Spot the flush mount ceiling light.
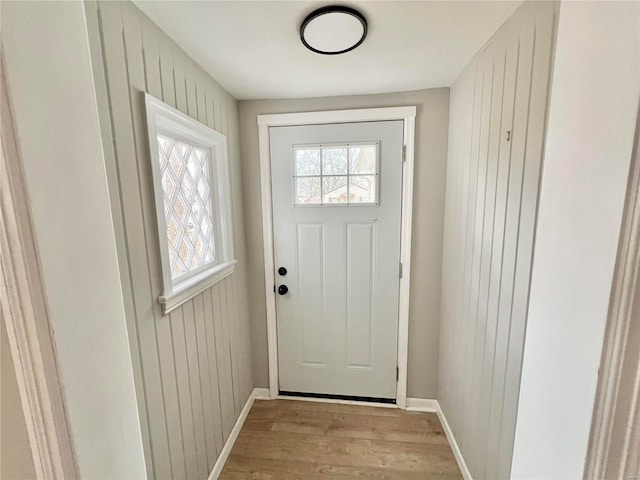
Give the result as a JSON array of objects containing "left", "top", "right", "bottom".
[{"left": 300, "top": 6, "right": 368, "bottom": 55}]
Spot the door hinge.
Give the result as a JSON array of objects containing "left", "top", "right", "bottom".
[
  {"left": 396, "top": 366, "right": 399, "bottom": 381},
  {"left": 399, "top": 262, "right": 403, "bottom": 278},
  {"left": 402, "top": 145, "right": 406, "bottom": 162}
]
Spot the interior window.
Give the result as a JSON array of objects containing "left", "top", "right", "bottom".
[{"left": 145, "top": 94, "right": 236, "bottom": 314}]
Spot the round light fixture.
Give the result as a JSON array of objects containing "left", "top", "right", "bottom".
[{"left": 300, "top": 6, "right": 367, "bottom": 55}]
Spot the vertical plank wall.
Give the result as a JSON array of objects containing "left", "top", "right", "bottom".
[
  {"left": 85, "top": 2, "right": 253, "bottom": 478},
  {"left": 438, "top": 2, "right": 556, "bottom": 479}
]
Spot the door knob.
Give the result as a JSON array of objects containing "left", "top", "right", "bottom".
[
  {"left": 278, "top": 285, "right": 289, "bottom": 295},
  {"left": 278, "top": 267, "right": 287, "bottom": 276}
]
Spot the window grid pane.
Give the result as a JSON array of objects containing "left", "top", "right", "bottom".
[
  {"left": 349, "top": 145, "right": 377, "bottom": 174},
  {"left": 349, "top": 175, "right": 376, "bottom": 204},
  {"left": 158, "top": 134, "right": 216, "bottom": 279},
  {"left": 293, "top": 144, "right": 378, "bottom": 206},
  {"left": 296, "top": 176, "right": 321, "bottom": 204},
  {"left": 322, "top": 176, "right": 348, "bottom": 204},
  {"left": 295, "top": 149, "right": 320, "bottom": 176},
  {"left": 321, "top": 147, "right": 348, "bottom": 175}
]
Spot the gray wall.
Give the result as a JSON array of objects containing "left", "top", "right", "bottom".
[
  {"left": 4, "top": 1, "right": 147, "bottom": 476},
  {"left": 86, "top": 2, "right": 253, "bottom": 478},
  {"left": 239, "top": 89, "right": 449, "bottom": 399},
  {"left": 513, "top": 2, "right": 640, "bottom": 477},
  {"left": 438, "top": 2, "right": 556, "bottom": 479}
]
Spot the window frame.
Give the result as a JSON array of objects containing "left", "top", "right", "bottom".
[{"left": 145, "top": 93, "right": 236, "bottom": 315}]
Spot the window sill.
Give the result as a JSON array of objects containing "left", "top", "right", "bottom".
[{"left": 158, "top": 260, "right": 237, "bottom": 315}]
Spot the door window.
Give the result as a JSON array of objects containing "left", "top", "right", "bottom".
[{"left": 294, "top": 143, "right": 378, "bottom": 206}]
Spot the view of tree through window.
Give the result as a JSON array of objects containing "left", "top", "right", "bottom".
[{"left": 294, "top": 144, "right": 378, "bottom": 205}]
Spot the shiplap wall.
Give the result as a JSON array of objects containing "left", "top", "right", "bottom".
[
  {"left": 438, "top": 2, "right": 556, "bottom": 479},
  {"left": 85, "top": 2, "right": 253, "bottom": 478}
]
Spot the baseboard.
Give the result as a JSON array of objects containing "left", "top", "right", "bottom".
[
  {"left": 208, "top": 387, "right": 262, "bottom": 479},
  {"left": 253, "top": 387, "right": 270, "bottom": 399},
  {"left": 405, "top": 398, "right": 472, "bottom": 479},
  {"left": 406, "top": 397, "right": 438, "bottom": 412},
  {"left": 435, "top": 402, "right": 473, "bottom": 480}
]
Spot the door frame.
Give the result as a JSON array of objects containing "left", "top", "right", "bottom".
[
  {"left": 257, "top": 106, "right": 416, "bottom": 408},
  {"left": 585, "top": 103, "right": 640, "bottom": 479},
  {"left": 1, "top": 57, "right": 78, "bottom": 479}
]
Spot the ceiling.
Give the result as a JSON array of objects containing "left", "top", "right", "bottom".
[{"left": 134, "top": 1, "right": 522, "bottom": 100}]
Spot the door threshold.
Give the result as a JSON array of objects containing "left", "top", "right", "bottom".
[{"left": 278, "top": 390, "right": 396, "bottom": 407}]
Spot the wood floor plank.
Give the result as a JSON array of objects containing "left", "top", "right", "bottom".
[
  {"left": 327, "top": 411, "right": 449, "bottom": 445},
  {"left": 223, "top": 454, "right": 459, "bottom": 480},
  {"left": 289, "top": 400, "right": 402, "bottom": 417},
  {"left": 219, "top": 400, "right": 462, "bottom": 479},
  {"left": 232, "top": 431, "right": 457, "bottom": 473},
  {"left": 272, "top": 409, "right": 333, "bottom": 435}
]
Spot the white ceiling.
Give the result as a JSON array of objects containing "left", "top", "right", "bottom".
[{"left": 134, "top": 1, "right": 522, "bottom": 100}]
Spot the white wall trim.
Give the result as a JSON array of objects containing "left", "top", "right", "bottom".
[
  {"left": 585, "top": 104, "right": 640, "bottom": 479},
  {"left": 253, "top": 388, "right": 271, "bottom": 399},
  {"left": 257, "top": 107, "right": 417, "bottom": 128},
  {"left": 406, "top": 397, "right": 439, "bottom": 412},
  {"left": 398, "top": 397, "right": 473, "bottom": 479},
  {"left": 257, "top": 106, "right": 417, "bottom": 405},
  {"left": 436, "top": 402, "right": 473, "bottom": 480},
  {"left": 397, "top": 113, "right": 416, "bottom": 409},
  {"left": 207, "top": 388, "right": 263, "bottom": 480},
  {"left": 0, "top": 57, "right": 78, "bottom": 479}
]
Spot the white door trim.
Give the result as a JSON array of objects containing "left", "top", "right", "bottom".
[
  {"left": 0, "top": 59, "right": 78, "bottom": 479},
  {"left": 585, "top": 106, "right": 640, "bottom": 479},
  {"left": 257, "top": 106, "right": 416, "bottom": 408}
]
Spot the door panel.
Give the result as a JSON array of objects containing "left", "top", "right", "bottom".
[
  {"left": 346, "top": 221, "right": 376, "bottom": 368},
  {"left": 296, "top": 222, "right": 326, "bottom": 366},
  {"left": 270, "top": 121, "right": 404, "bottom": 399}
]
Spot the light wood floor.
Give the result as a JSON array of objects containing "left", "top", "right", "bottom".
[{"left": 219, "top": 399, "right": 462, "bottom": 479}]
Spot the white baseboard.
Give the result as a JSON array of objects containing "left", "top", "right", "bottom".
[
  {"left": 405, "top": 398, "right": 472, "bottom": 480},
  {"left": 435, "top": 402, "right": 473, "bottom": 480},
  {"left": 253, "top": 387, "right": 270, "bottom": 399},
  {"left": 208, "top": 387, "right": 262, "bottom": 479},
  {"left": 406, "top": 397, "right": 438, "bottom": 412}
]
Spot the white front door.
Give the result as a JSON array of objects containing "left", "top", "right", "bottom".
[{"left": 270, "top": 120, "right": 404, "bottom": 400}]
